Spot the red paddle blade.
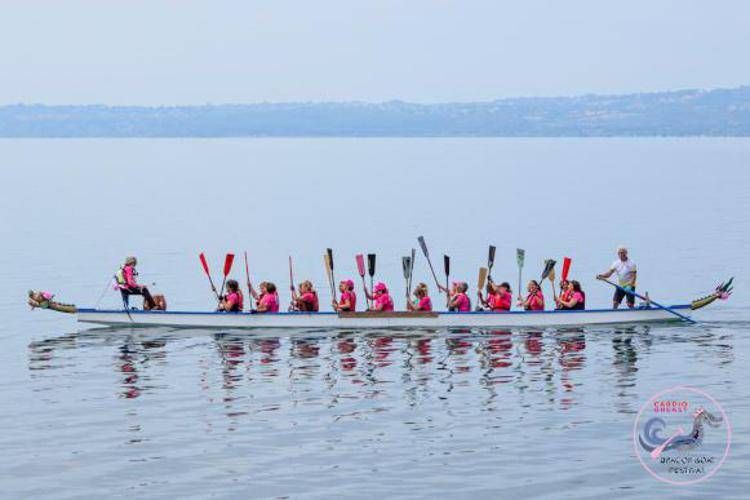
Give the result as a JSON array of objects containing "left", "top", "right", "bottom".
[
  {"left": 223, "top": 253, "right": 235, "bottom": 276},
  {"left": 562, "top": 257, "right": 572, "bottom": 282},
  {"left": 356, "top": 254, "right": 365, "bottom": 277},
  {"left": 199, "top": 253, "right": 211, "bottom": 275}
]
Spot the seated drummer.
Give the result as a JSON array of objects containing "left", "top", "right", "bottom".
[{"left": 115, "top": 256, "right": 156, "bottom": 309}]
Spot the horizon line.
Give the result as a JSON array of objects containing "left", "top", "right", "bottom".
[{"left": 2, "top": 84, "right": 747, "bottom": 108}]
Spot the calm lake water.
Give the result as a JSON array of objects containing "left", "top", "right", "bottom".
[{"left": 1, "top": 138, "right": 749, "bottom": 499}]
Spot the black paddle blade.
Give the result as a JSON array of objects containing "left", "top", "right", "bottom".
[
  {"left": 540, "top": 259, "right": 557, "bottom": 281},
  {"left": 367, "top": 253, "right": 376, "bottom": 277},
  {"left": 402, "top": 256, "right": 411, "bottom": 280},
  {"left": 488, "top": 245, "right": 496, "bottom": 268},
  {"left": 417, "top": 236, "right": 429, "bottom": 257},
  {"left": 326, "top": 248, "right": 334, "bottom": 270},
  {"left": 444, "top": 255, "right": 450, "bottom": 277}
]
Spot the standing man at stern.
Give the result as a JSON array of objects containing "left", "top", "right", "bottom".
[{"left": 597, "top": 246, "right": 637, "bottom": 309}]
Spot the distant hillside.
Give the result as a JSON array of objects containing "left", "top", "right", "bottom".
[{"left": 1, "top": 87, "right": 749, "bottom": 137}]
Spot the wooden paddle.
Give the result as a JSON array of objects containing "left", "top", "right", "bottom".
[
  {"left": 548, "top": 266, "right": 558, "bottom": 303},
  {"left": 516, "top": 248, "right": 525, "bottom": 300},
  {"left": 478, "top": 267, "right": 488, "bottom": 309},
  {"left": 199, "top": 253, "right": 220, "bottom": 301},
  {"left": 356, "top": 254, "right": 367, "bottom": 307},
  {"left": 598, "top": 277, "right": 696, "bottom": 323},
  {"left": 417, "top": 236, "right": 441, "bottom": 291},
  {"left": 367, "top": 253, "right": 376, "bottom": 308},
  {"left": 218, "top": 253, "right": 235, "bottom": 300},
  {"left": 476, "top": 267, "right": 492, "bottom": 311},
  {"left": 478, "top": 266, "right": 488, "bottom": 291},
  {"left": 324, "top": 253, "right": 336, "bottom": 304},
  {"left": 327, "top": 248, "right": 337, "bottom": 302},
  {"left": 444, "top": 254, "right": 451, "bottom": 309}
]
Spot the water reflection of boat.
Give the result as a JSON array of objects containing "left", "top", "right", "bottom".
[{"left": 26, "top": 326, "right": 729, "bottom": 416}]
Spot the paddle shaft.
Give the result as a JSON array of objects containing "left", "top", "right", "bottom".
[
  {"left": 408, "top": 248, "right": 415, "bottom": 299},
  {"left": 418, "top": 237, "right": 442, "bottom": 291},
  {"left": 359, "top": 275, "right": 368, "bottom": 308},
  {"left": 445, "top": 275, "right": 450, "bottom": 309},
  {"left": 199, "top": 254, "right": 220, "bottom": 301},
  {"left": 288, "top": 256, "right": 295, "bottom": 311},
  {"left": 444, "top": 255, "right": 450, "bottom": 309},
  {"left": 245, "top": 252, "right": 254, "bottom": 311},
  {"left": 599, "top": 278, "right": 696, "bottom": 323}
]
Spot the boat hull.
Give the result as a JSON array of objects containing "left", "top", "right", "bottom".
[{"left": 76, "top": 306, "right": 692, "bottom": 330}]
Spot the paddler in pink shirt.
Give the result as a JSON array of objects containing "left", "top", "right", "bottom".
[
  {"left": 364, "top": 282, "right": 394, "bottom": 311},
  {"left": 406, "top": 282, "right": 432, "bottom": 312},
  {"left": 556, "top": 280, "right": 586, "bottom": 310},
  {"left": 250, "top": 281, "right": 280, "bottom": 313},
  {"left": 448, "top": 281, "right": 471, "bottom": 312},
  {"left": 333, "top": 279, "right": 357, "bottom": 312},
  {"left": 291, "top": 280, "right": 319, "bottom": 312},
  {"left": 218, "top": 279, "right": 244, "bottom": 312},
  {"left": 518, "top": 280, "right": 545, "bottom": 311}
]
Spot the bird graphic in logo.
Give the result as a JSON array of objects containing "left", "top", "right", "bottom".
[{"left": 639, "top": 408, "right": 723, "bottom": 458}]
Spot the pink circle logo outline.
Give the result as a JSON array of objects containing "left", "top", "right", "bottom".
[{"left": 632, "top": 385, "right": 732, "bottom": 485}]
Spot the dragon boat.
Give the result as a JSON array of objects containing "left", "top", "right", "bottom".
[{"left": 29, "top": 279, "right": 732, "bottom": 330}]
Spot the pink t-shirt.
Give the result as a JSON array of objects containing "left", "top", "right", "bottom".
[
  {"left": 572, "top": 291, "right": 585, "bottom": 307},
  {"left": 374, "top": 293, "right": 394, "bottom": 311},
  {"left": 225, "top": 291, "right": 244, "bottom": 311},
  {"left": 339, "top": 290, "right": 356, "bottom": 311},
  {"left": 298, "top": 291, "right": 319, "bottom": 312},
  {"left": 124, "top": 265, "right": 138, "bottom": 288},
  {"left": 491, "top": 291, "right": 512, "bottom": 311},
  {"left": 453, "top": 293, "right": 470, "bottom": 312},
  {"left": 525, "top": 291, "right": 545, "bottom": 311},
  {"left": 417, "top": 296, "right": 432, "bottom": 311},
  {"left": 259, "top": 292, "right": 279, "bottom": 313}
]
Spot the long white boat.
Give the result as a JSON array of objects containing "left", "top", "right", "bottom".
[{"left": 75, "top": 305, "right": 695, "bottom": 329}]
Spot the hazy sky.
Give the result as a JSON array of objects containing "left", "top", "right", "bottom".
[{"left": 2, "top": 1, "right": 748, "bottom": 104}]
